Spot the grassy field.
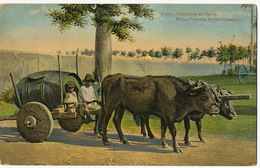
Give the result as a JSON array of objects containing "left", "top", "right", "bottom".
[
  {"left": 0, "top": 101, "right": 18, "bottom": 117},
  {"left": 0, "top": 75, "right": 257, "bottom": 141}
]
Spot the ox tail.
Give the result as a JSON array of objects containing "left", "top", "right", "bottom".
[{"left": 133, "top": 114, "right": 142, "bottom": 127}]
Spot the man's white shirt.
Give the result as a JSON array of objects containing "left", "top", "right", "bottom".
[{"left": 78, "top": 85, "right": 96, "bottom": 103}]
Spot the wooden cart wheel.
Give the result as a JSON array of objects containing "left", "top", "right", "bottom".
[
  {"left": 16, "top": 102, "right": 53, "bottom": 142},
  {"left": 58, "top": 115, "right": 83, "bottom": 132},
  {"left": 238, "top": 65, "right": 249, "bottom": 83}
]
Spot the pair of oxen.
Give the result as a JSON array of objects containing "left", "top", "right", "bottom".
[{"left": 95, "top": 73, "right": 237, "bottom": 153}]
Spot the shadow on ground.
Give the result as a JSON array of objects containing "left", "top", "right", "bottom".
[{"left": 0, "top": 121, "right": 202, "bottom": 154}]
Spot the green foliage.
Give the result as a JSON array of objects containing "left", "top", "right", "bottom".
[
  {"left": 135, "top": 49, "right": 142, "bottom": 54},
  {"left": 155, "top": 50, "right": 163, "bottom": 58},
  {"left": 186, "top": 46, "right": 192, "bottom": 53},
  {"left": 121, "top": 51, "right": 127, "bottom": 56},
  {"left": 172, "top": 48, "right": 183, "bottom": 59},
  {"left": 216, "top": 42, "right": 229, "bottom": 63},
  {"left": 216, "top": 42, "right": 250, "bottom": 65},
  {"left": 141, "top": 50, "right": 148, "bottom": 57},
  {"left": 161, "top": 46, "right": 172, "bottom": 58},
  {"left": 249, "top": 65, "right": 257, "bottom": 73},
  {"left": 127, "top": 51, "right": 136, "bottom": 57},
  {"left": 81, "top": 48, "right": 95, "bottom": 56},
  {"left": 227, "top": 68, "right": 235, "bottom": 76},
  {"left": 189, "top": 48, "right": 200, "bottom": 61},
  {"left": 112, "top": 50, "right": 120, "bottom": 56},
  {"left": 0, "top": 88, "right": 14, "bottom": 104},
  {"left": 47, "top": 4, "right": 155, "bottom": 42},
  {"left": 207, "top": 46, "right": 216, "bottom": 58},
  {"left": 200, "top": 49, "right": 207, "bottom": 57},
  {"left": 47, "top": 5, "right": 91, "bottom": 31},
  {"left": 148, "top": 49, "right": 155, "bottom": 57}
]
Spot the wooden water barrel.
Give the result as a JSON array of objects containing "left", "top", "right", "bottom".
[{"left": 14, "top": 71, "right": 82, "bottom": 111}]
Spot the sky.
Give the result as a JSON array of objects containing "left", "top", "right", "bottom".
[{"left": 0, "top": 3, "right": 257, "bottom": 54}]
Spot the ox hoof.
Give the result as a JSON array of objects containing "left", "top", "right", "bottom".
[
  {"left": 149, "top": 136, "right": 156, "bottom": 139},
  {"left": 103, "top": 141, "right": 110, "bottom": 146},
  {"left": 173, "top": 149, "right": 183, "bottom": 153},
  {"left": 184, "top": 141, "right": 192, "bottom": 146},
  {"left": 122, "top": 141, "right": 130, "bottom": 145},
  {"left": 96, "top": 133, "right": 101, "bottom": 138},
  {"left": 200, "top": 138, "right": 207, "bottom": 143},
  {"left": 162, "top": 144, "right": 170, "bottom": 148}
]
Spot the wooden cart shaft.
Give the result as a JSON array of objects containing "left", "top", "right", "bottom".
[{"left": 219, "top": 94, "right": 251, "bottom": 100}]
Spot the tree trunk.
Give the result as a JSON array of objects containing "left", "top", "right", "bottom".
[
  {"left": 224, "top": 63, "right": 227, "bottom": 75},
  {"left": 94, "top": 24, "right": 112, "bottom": 82},
  {"left": 250, "top": 5, "right": 254, "bottom": 67}
]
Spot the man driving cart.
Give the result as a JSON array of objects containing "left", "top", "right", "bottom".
[{"left": 78, "top": 74, "right": 101, "bottom": 124}]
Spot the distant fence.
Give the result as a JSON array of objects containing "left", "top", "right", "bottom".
[{"left": 0, "top": 50, "right": 226, "bottom": 93}]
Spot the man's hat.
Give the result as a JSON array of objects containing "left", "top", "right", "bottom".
[
  {"left": 66, "top": 81, "right": 76, "bottom": 88},
  {"left": 83, "top": 74, "right": 95, "bottom": 82}
]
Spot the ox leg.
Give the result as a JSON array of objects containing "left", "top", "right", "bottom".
[
  {"left": 89, "top": 109, "right": 102, "bottom": 138},
  {"left": 113, "top": 106, "right": 129, "bottom": 144},
  {"left": 101, "top": 107, "right": 114, "bottom": 146},
  {"left": 195, "top": 119, "right": 207, "bottom": 143},
  {"left": 140, "top": 117, "right": 147, "bottom": 137},
  {"left": 184, "top": 117, "right": 192, "bottom": 146},
  {"left": 161, "top": 118, "right": 169, "bottom": 148},
  {"left": 167, "top": 119, "right": 182, "bottom": 153},
  {"left": 145, "top": 114, "right": 156, "bottom": 139},
  {"left": 146, "top": 117, "right": 156, "bottom": 139},
  {"left": 94, "top": 115, "right": 101, "bottom": 138}
]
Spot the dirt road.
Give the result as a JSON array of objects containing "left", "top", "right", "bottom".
[{"left": 0, "top": 120, "right": 256, "bottom": 166}]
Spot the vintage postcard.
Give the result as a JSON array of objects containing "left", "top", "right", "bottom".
[{"left": 0, "top": 1, "right": 257, "bottom": 166}]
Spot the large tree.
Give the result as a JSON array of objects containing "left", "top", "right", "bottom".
[{"left": 47, "top": 4, "right": 154, "bottom": 81}]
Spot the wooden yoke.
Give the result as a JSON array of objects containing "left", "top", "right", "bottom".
[{"left": 219, "top": 94, "right": 251, "bottom": 100}]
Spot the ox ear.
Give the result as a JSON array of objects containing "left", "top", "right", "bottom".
[
  {"left": 188, "top": 79, "right": 202, "bottom": 87},
  {"left": 187, "top": 79, "right": 196, "bottom": 86},
  {"left": 195, "top": 79, "right": 202, "bottom": 86}
]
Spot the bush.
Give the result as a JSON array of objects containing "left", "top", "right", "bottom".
[
  {"left": 249, "top": 65, "right": 257, "bottom": 73},
  {"left": 0, "top": 87, "right": 14, "bottom": 103},
  {"left": 227, "top": 69, "right": 235, "bottom": 76}
]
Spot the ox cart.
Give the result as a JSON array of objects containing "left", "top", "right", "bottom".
[
  {"left": 236, "top": 65, "right": 257, "bottom": 83},
  {"left": 9, "top": 54, "right": 100, "bottom": 143},
  {"left": 10, "top": 70, "right": 93, "bottom": 142}
]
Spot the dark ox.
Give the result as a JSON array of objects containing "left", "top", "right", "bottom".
[
  {"left": 140, "top": 86, "right": 237, "bottom": 146},
  {"left": 183, "top": 86, "right": 237, "bottom": 145},
  {"left": 100, "top": 74, "right": 220, "bottom": 153}
]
